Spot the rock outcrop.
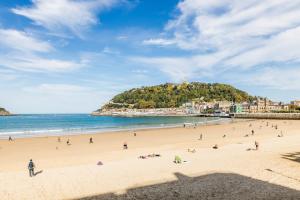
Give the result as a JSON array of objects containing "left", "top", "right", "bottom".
[{"left": 0, "top": 107, "right": 11, "bottom": 116}]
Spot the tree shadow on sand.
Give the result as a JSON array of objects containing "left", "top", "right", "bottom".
[
  {"left": 77, "top": 172, "right": 300, "bottom": 200},
  {"left": 282, "top": 152, "right": 300, "bottom": 164}
]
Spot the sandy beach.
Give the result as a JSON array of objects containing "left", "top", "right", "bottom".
[{"left": 0, "top": 119, "right": 300, "bottom": 199}]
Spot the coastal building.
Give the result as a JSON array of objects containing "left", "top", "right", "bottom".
[
  {"left": 246, "top": 98, "right": 289, "bottom": 113},
  {"left": 291, "top": 100, "right": 300, "bottom": 107},
  {"left": 230, "top": 104, "right": 243, "bottom": 113},
  {"left": 214, "top": 101, "right": 232, "bottom": 113},
  {"left": 241, "top": 102, "right": 250, "bottom": 113}
]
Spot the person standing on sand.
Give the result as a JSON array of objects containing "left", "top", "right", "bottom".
[
  {"left": 8, "top": 136, "right": 13, "bottom": 141},
  {"left": 123, "top": 142, "right": 128, "bottom": 150},
  {"left": 89, "top": 137, "right": 93, "bottom": 144},
  {"left": 255, "top": 141, "right": 259, "bottom": 150},
  {"left": 28, "top": 159, "right": 35, "bottom": 177},
  {"left": 199, "top": 134, "right": 203, "bottom": 140}
]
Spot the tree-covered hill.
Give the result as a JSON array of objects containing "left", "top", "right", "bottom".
[{"left": 100, "top": 82, "right": 254, "bottom": 110}]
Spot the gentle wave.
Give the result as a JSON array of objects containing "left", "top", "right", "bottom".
[{"left": 0, "top": 114, "right": 230, "bottom": 139}]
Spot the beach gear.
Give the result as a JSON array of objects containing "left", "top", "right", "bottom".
[
  {"left": 174, "top": 155, "right": 182, "bottom": 164},
  {"left": 97, "top": 161, "right": 103, "bottom": 165}
]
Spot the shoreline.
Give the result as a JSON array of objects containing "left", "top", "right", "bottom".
[
  {"left": 0, "top": 119, "right": 300, "bottom": 199},
  {"left": 0, "top": 117, "right": 232, "bottom": 140}
]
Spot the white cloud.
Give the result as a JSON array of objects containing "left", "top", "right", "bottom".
[
  {"left": 140, "top": 0, "right": 300, "bottom": 86},
  {"left": 12, "top": 0, "right": 122, "bottom": 37},
  {"left": 116, "top": 35, "right": 128, "bottom": 40},
  {"left": 23, "top": 84, "right": 90, "bottom": 94},
  {"left": 102, "top": 47, "right": 120, "bottom": 54},
  {"left": 0, "top": 29, "right": 52, "bottom": 52},
  {"left": 133, "top": 56, "right": 213, "bottom": 82},
  {"left": 143, "top": 38, "right": 176, "bottom": 46},
  {"left": 0, "top": 28, "right": 83, "bottom": 72},
  {"left": 234, "top": 67, "right": 300, "bottom": 91},
  {"left": 0, "top": 69, "right": 18, "bottom": 81},
  {"left": 0, "top": 53, "right": 83, "bottom": 72}
]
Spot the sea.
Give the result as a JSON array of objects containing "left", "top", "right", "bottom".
[{"left": 0, "top": 114, "right": 230, "bottom": 139}]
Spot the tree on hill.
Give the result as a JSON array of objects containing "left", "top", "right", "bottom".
[{"left": 101, "top": 82, "right": 254, "bottom": 109}]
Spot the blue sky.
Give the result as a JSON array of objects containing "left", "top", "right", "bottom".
[{"left": 1, "top": 0, "right": 300, "bottom": 113}]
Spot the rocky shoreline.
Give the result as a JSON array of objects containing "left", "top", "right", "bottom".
[{"left": 0, "top": 108, "right": 11, "bottom": 116}]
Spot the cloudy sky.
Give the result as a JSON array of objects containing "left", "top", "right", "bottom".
[{"left": 1, "top": 0, "right": 300, "bottom": 113}]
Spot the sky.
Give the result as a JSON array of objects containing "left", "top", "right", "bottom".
[{"left": 1, "top": 0, "right": 300, "bottom": 114}]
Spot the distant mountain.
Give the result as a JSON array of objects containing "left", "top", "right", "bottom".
[
  {"left": 0, "top": 107, "right": 11, "bottom": 116},
  {"left": 97, "top": 82, "right": 254, "bottom": 110}
]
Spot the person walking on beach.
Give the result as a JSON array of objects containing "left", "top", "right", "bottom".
[
  {"left": 28, "top": 159, "right": 35, "bottom": 177},
  {"left": 199, "top": 134, "right": 203, "bottom": 140},
  {"left": 8, "top": 136, "right": 13, "bottom": 141},
  {"left": 255, "top": 141, "right": 259, "bottom": 150},
  {"left": 89, "top": 137, "right": 93, "bottom": 144}
]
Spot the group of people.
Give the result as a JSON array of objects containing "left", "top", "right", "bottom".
[{"left": 25, "top": 120, "right": 289, "bottom": 177}]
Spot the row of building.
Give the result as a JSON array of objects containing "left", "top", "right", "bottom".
[{"left": 183, "top": 98, "right": 300, "bottom": 114}]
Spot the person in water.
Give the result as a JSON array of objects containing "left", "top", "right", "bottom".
[{"left": 28, "top": 159, "right": 35, "bottom": 177}]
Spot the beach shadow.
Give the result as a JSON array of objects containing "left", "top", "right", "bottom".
[
  {"left": 34, "top": 170, "right": 43, "bottom": 176},
  {"left": 265, "top": 169, "right": 300, "bottom": 183},
  {"left": 282, "top": 152, "right": 300, "bottom": 164},
  {"left": 76, "top": 172, "right": 300, "bottom": 200}
]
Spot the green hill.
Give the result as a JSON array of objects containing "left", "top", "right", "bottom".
[{"left": 100, "top": 82, "right": 254, "bottom": 110}]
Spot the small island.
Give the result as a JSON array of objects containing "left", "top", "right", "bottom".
[{"left": 0, "top": 107, "right": 11, "bottom": 116}]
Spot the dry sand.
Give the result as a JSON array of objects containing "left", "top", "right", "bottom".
[{"left": 0, "top": 119, "right": 300, "bottom": 199}]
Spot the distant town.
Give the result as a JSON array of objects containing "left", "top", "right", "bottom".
[{"left": 92, "top": 98, "right": 300, "bottom": 117}]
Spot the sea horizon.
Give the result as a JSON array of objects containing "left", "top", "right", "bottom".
[{"left": 0, "top": 114, "right": 228, "bottom": 139}]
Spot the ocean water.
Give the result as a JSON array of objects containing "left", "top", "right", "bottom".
[{"left": 0, "top": 114, "right": 227, "bottom": 138}]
